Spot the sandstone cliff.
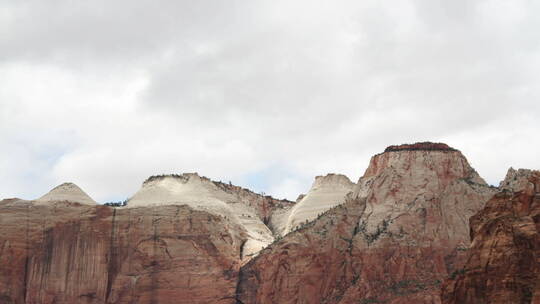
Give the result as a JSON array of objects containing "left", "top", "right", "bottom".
[
  {"left": 237, "top": 143, "right": 496, "bottom": 304},
  {"left": 127, "top": 173, "right": 293, "bottom": 258},
  {"left": 0, "top": 176, "right": 291, "bottom": 304},
  {"left": 0, "top": 199, "right": 244, "bottom": 304},
  {"left": 441, "top": 168, "right": 540, "bottom": 304},
  {"left": 3, "top": 142, "right": 527, "bottom": 304}
]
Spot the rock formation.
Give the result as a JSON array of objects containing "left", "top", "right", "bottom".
[
  {"left": 279, "top": 173, "right": 355, "bottom": 235},
  {"left": 237, "top": 143, "right": 496, "bottom": 304},
  {"left": 0, "top": 177, "right": 291, "bottom": 304},
  {"left": 441, "top": 168, "right": 540, "bottom": 304},
  {"left": 128, "top": 173, "right": 293, "bottom": 258},
  {"left": 36, "top": 182, "right": 96, "bottom": 205},
  {"left": 3, "top": 142, "right": 537, "bottom": 303}
]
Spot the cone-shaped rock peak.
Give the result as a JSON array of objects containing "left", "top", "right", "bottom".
[
  {"left": 282, "top": 173, "right": 355, "bottom": 234},
  {"left": 36, "top": 182, "right": 96, "bottom": 205}
]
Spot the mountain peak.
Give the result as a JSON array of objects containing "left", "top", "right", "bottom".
[
  {"left": 282, "top": 173, "right": 355, "bottom": 234},
  {"left": 499, "top": 167, "right": 540, "bottom": 193},
  {"left": 312, "top": 173, "right": 354, "bottom": 189},
  {"left": 384, "top": 142, "right": 458, "bottom": 153},
  {"left": 36, "top": 182, "right": 96, "bottom": 205}
]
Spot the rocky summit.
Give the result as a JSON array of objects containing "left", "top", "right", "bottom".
[
  {"left": 237, "top": 143, "right": 496, "bottom": 304},
  {"left": 0, "top": 142, "right": 538, "bottom": 303}
]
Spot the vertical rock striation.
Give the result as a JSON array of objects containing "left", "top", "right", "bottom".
[{"left": 0, "top": 177, "right": 292, "bottom": 304}]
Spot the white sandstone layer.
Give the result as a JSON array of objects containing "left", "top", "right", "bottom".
[
  {"left": 36, "top": 182, "right": 96, "bottom": 205},
  {"left": 282, "top": 174, "right": 355, "bottom": 235},
  {"left": 128, "top": 173, "right": 274, "bottom": 258}
]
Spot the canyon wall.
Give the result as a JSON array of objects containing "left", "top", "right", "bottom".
[{"left": 441, "top": 169, "right": 540, "bottom": 304}]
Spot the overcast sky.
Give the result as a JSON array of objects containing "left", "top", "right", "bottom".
[{"left": 1, "top": 0, "right": 539, "bottom": 202}]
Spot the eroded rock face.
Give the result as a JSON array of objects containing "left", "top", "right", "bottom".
[
  {"left": 127, "top": 173, "right": 293, "bottom": 258},
  {"left": 0, "top": 178, "right": 292, "bottom": 304},
  {"left": 0, "top": 199, "right": 244, "bottom": 304},
  {"left": 442, "top": 169, "right": 540, "bottom": 304},
  {"left": 237, "top": 143, "right": 496, "bottom": 304}
]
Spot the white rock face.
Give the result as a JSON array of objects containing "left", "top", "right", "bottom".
[
  {"left": 282, "top": 174, "right": 355, "bottom": 235},
  {"left": 128, "top": 173, "right": 275, "bottom": 258},
  {"left": 36, "top": 183, "right": 96, "bottom": 205},
  {"left": 351, "top": 148, "right": 495, "bottom": 247},
  {"left": 499, "top": 167, "right": 538, "bottom": 194}
]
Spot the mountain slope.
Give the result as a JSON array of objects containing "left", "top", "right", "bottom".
[{"left": 237, "top": 142, "right": 496, "bottom": 304}]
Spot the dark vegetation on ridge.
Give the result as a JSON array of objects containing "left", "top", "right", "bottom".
[
  {"left": 384, "top": 142, "right": 458, "bottom": 153},
  {"left": 142, "top": 173, "right": 295, "bottom": 205}
]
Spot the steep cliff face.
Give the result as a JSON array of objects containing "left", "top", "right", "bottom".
[
  {"left": 237, "top": 143, "right": 496, "bottom": 304},
  {"left": 0, "top": 177, "right": 291, "bottom": 304},
  {"left": 441, "top": 169, "right": 540, "bottom": 304},
  {"left": 0, "top": 198, "right": 245, "bottom": 304}
]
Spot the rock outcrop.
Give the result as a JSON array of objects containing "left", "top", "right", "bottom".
[
  {"left": 0, "top": 177, "right": 291, "bottom": 304},
  {"left": 280, "top": 174, "right": 355, "bottom": 235},
  {"left": 128, "top": 173, "right": 293, "bottom": 258},
  {"left": 4, "top": 143, "right": 530, "bottom": 304},
  {"left": 237, "top": 143, "right": 496, "bottom": 304},
  {"left": 441, "top": 168, "right": 540, "bottom": 304},
  {"left": 36, "top": 182, "right": 96, "bottom": 205}
]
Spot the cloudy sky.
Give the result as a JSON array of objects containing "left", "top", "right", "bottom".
[{"left": 1, "top": 0, "right": 539, "bottom": 202}]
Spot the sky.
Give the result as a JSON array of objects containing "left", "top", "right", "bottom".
[{"left": 1, "top": 0, "right": 539, "bottom": 202}]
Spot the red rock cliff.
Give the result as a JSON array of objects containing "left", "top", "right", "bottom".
[
  {"left": 237, "top": 143, "right": 496, "bottom": 304},
  {"left": 441, "top": 169, "right": 540, "bottom": 304},
  {"left": 0, "top": 201, "right": 245, "bottom": 304}
]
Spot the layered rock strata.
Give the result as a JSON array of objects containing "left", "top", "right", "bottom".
[
  {"left": 0, "top": 198, "right": 245, "bottom": 304},
  {"left": 0, "top": 176, "right": 291, "bottom": 304},
  {"left": 128, "top": 173, "right": 293, "bottom": 258},
  {"left": 441, "top": 168, "right": 540, "bottom": 304},
  {"left": 237, "top": 143, "right": 496, "bottom": 304}
]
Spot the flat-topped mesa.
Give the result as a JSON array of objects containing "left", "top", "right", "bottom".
[
  {"left": 383, "top": 141, "right": 458, "bottom": 153},
  {"left": 282, "top": 173, "right": 355, "bottom": 235},
  {"left": 362, "top": 142, "right": 485, "bottom": 190},
  {"left": 354, "top": 142, "right": 492, "bottom": 245},
  {"left": 238, "top": 144, "right": 497, "bottom": 304},
  {"left": 36, "top": 182, "right": 96, "bottom": 205}
]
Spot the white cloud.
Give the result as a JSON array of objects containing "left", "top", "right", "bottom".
[{"left": 1, "top": 0, "right": 539, "bottom": 201}]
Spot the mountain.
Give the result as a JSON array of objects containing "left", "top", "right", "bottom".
[
  {"left": 0, "top": 176, "right": 291, "bottom": 303},
  {"left": 277, "top": 173, "right": 355, "bottom": 235},
  {"left": 1, "top": 142, "right": 537, "bottom": 303},
  {"left": 237, "top": 142, "right": 496, "bottom": 304},
  {"left": 36, "top": 182, "right": 96, "bottom": 205},
  {"left": 441, "top": 168, "right": 540, "bottom": 303},
  {"left": 127, "top": 173, "right": 293, "bottom": 258}
]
